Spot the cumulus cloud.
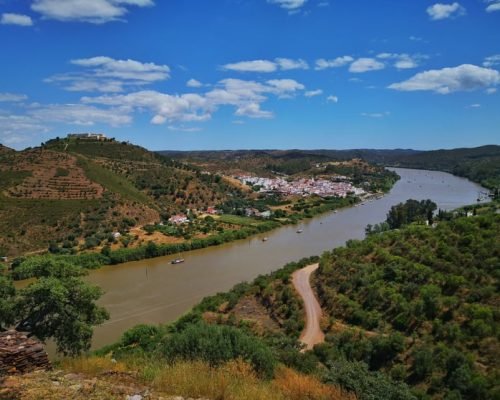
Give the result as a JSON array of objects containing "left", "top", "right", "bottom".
[
  {"left": 349, "top": 58, "right": 385, "bottom": 73},
  {"left": 327, "top": 95, "right": 338, "bottom": 103},
  {"left": 376, "top": 53, "right": 427, "bottom": 70},
  {"left": 1, "top": 13, "right": 34, "bottom": 26},
  {"left": 486, "top": 88, "right": 497, "bottom": 94},
  {"left": 426, "top": 2, "right": 465, "bottom": 20},
  {"left": 275, "top": 58, "right": 309, "bottom": 70},
  {"left": 0, "top": 115, "right": 48, "bottom": 145},
  {"left": 29, "top": 103, "right": 132, "bottom": 126},
  {"left": 267, "top": 0, "right": 307, "bottom": 11},
  {"left": 46, "top": 56, "right": 170, "bottom": 93},
  {"left": 235, "top": 103, "right": 274, "bottom": 119},
  {"left": 31, "top": 0, "right": 154, "bottom": 24},
  {"left": 0, "top": 93, "right": 28, "bottom": 102},
  {"left": 315, "top": 56, "right": 354, "bottom": 70},
  {"left": 485, "top": 0, "right": 500, "bottom": 12},
  {"left": 304, "top": 89, "right": 323, "bottom": 97},
  {"left": 222, "top": 58, "right": 308, "bottom": 73},
  {"left": 267, "top": 79, "right": 305, "bottom": 97},
  {"left": 81, "top": 77, "right": 306, "bottom": 122},
  {"left": 388, "top": 64, "right": 499, "bottom": 94},
  {"left": 483, "top": 54, "right": 500, "bottom": 68},
  {"left": 186, "top": 79, "right": 203, "bottom": 88},
  {"left": 223, "top": 60, "right": 277, "bottom": 73}
]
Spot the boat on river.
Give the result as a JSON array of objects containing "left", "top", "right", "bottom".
[
  {"left": 171, "top": 258, "right": 185, "bottom": 265},
  {"left": 262, "top": 237, "right": 268, "bottom": 242},
  {"left": 296, "top": 229, "right": 303, "bottom": 233}
]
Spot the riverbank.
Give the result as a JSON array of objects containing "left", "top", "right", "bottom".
[
  {"left": 73, "top": 167, "right": 488, "bottom": 350},
  {"left": 11, "top": 194, "right": 362, "bottom": 280}
]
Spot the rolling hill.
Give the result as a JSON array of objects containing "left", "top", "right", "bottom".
[{"left": 0, "top": 137, "right": 242, "bottom": 257}]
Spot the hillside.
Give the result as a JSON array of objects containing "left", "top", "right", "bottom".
[
  {"left": 0, "top": 138, "right": 242, "bottom": 257},
  {"left": 162, "top": 146, "right": 500, "bottom": 192},
  {"left": 314, "top": 213, "right": 500, "bottom": 399},
  {"left": 160, "top": 149, "right": 399, "bottom": 193},
  {"left": 95, "top": 211, "right": 499, "bottom": 400}
]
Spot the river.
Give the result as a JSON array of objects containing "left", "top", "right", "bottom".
[{"left": 85, "top": 168, "right": 487, "bottom": 349}]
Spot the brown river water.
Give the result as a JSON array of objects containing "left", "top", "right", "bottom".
[{"left": 42, "top": 168, "right": 490, "bottom": 352}]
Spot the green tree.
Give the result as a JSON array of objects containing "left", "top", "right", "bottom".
[
  {"left": 15, "top": 260, "right": 109, "bottom": 356},
  {"left": 0, "top": 274, "right": 16, "bottom": 330}
]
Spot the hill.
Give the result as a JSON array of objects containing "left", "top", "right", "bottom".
[
  {"left": 314, "top": 213, "right": 500, "bottom": 399},
  {"left": 0, "top": 138, "right": 242, "bottom": 257},
  {"left": 161, "top": 145, "right": 500, "bottom": 192},
  {"left": 98, "top": 210, "right": 498, "bottom": 400}
]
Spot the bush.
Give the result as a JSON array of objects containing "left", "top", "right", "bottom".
[{"left": 161, "top": 322, "right": 277, "bottom": 378}]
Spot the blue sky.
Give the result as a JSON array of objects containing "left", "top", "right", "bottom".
[{"left": 0, "top": 0, "right": 499, "bottom": 150}]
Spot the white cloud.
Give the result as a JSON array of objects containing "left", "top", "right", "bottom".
[
  {"left": 305, "top": 89, "right": 323, "bottom": 97},
  {"left": 327, "top": 95, "right": 338, "bottom": 103},
  {"left": 275, "top": 58, "right": 309, "bottom": 70},
  {"left": 376, "top": 53, "right": 427, "bottom": 70},
  {"left": 485, "top": 1, "right": 500, "bottom": 12},
  {"left": 0, "top": 93, "right": 28, "bottom": 102},
  {"left": 81, "top": 77, "right": 306, "bottom": 123},
  {"left": 31, "top": 0, "right": 154, "bottom": 24},
  {"left": 362, "top": 112, "right": 390, "bottom": 118},
  {"left": 349, "top": 58, "right": 385, "bottom": 73},
  {"left": 223, "top": 60, "right": 277, "bottom": 73},
  {"left": 235, "top": 103, "right": 273, "bottom": 119},
  {"left": 426, "top": 3, "right": 465, "bottom": 20},
  {"left": 1, "top": 13, "right": 34, "bottom": 26},
  {"left": 266, "top": 79, "right": 305, "bottom": 97},
  {"left": 388, "top": 64, "right": 499, "bottom": 94},
  {"left": 467, "top": 103, "right": 481, "bottom": 108},
  {"left": 187, "top": 79, "right": 203, "bottom": 88},
  {"left": 409, "top": 36, "right": 423, "bottom": 42},
  {"left": 71, "top": 56, "right": 169, "bottom": 81},
  {"left": 222, "top": 58, "right": 308, "bottom": 73},
  {"left": 483, "top": 54, "right": 500, "bottom": 68},
  {"left": 267, "top": 0, "right": 307, "bottom": 10},
  {"left": 46, "top": 56, "right": 170, "bottom": 93},
  {"left": 30, "top": 103, "right": 132, "bottom": 126},
  {"left": 0, "top": 115, "right": 49, "bottom": 145},
  {"left": 486, "top": 87, "right": 497, "bottom": 94},
  {"left": 315, "top": 56, "right": 353, "bottom": 70}
]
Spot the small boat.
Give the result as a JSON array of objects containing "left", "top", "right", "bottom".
[
  {"left": 296, "top": 229, "right": 303, "bottom": 233},
  {"left": 262, "top": 237, "right": 268, "bottom": 242},
  {"left": 171, "top": 258, "right": 185, "bottom": 265}
]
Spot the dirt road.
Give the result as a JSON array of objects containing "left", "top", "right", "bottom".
[{"left": 292, "top": 263, "right": 325, "bottom": 351}]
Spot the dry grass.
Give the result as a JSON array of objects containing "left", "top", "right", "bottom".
[
  {"left": 274, "top": 366, "right": 356, "bottom": 400},
  {"left": 60, "top": 356, "right": 357, "bottom": 400},
  {"left": 61, "top": 356, "right": 129, "bottom": 375}
]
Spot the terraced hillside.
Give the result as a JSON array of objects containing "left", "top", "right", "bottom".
[{"left": 0, "top": 138, "right": 242, "bottom": 257}]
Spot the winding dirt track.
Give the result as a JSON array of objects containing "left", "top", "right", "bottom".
[{"left": 292, "top": 263, "right": 325, "bottom": 351}]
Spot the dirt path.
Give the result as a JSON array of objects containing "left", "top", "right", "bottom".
[{"left": 292, "top": 263, "right": 325, "bottom": 351}]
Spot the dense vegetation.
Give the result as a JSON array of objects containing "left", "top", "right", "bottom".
[
  {"left": 0, "top": 259, "right": 108, "bottom": 355},
  {"left": 314, "top": 213, "right": 500, "bottom": 399}
]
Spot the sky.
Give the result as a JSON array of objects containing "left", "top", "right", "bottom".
[{"left": 0, "top": 0, "right": 499, "bottom": 151}]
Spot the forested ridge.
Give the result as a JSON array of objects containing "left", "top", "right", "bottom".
[{"left": 314, "top": 213, "right": 500, "bottom": 399}]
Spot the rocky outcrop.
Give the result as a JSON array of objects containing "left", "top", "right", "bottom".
[{"left": 0, "top": 330, "right": 50, "bottom": 375}]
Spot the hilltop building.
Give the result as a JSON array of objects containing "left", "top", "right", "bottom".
[{"left": 67, "top": 133, "right": 107, "bottom": 141}]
